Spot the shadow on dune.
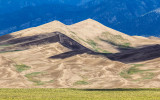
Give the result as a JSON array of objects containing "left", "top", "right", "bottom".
[
  {"left": 107, "top": 44, "right": 160, "bottom": 63},
  {"left": 49, "top": 49, "right": 92, "bottom": 59},
  {"left": 0, "top": 32, "right": 61, "bottom": 53},
  {"left": 0, "top": 32, "right": 160, "bottom": 63},
  {"left": 80, "top": 88, "right": 160, "bottom": 91},
  {"left": 0, "top": 32, "right": 60, "bottom": 45},
  {"left": 50, "top": 44, "right": 160, "bottom": 63},
  {"left": 0, "top": 34, "right": 13, "bottom": 42},
  {"left": 46, "top": 32, "right": 160, "bottom": 63}
]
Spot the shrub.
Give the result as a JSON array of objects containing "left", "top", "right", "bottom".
[{"left": 14, "top": 64, "right": 31, "bottom": 72}]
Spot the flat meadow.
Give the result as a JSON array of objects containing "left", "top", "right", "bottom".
[{"left": 0, "top": 88, "right": 160, "bottom": 100}]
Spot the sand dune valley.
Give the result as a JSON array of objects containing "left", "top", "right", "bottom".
[{"left": 0, "top": 19, "right": 160, "bottom": 88}]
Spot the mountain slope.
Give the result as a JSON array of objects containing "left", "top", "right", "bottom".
[
  {"left": 0, "top": 0, "right": 91, "bottom": 14},
  {"left": 1, "top": 0, "right": 160, "bottom": 36},
  {"left": 0, "top": 4, "right": 84, "bottom": 36},
  {"left": 114, "top": 8, "right": 160, "bottom": 36}
]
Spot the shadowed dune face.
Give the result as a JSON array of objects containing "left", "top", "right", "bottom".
[
  {"left": 0, "top": 32, "right": 88, "bottom": 53},
  {"left": 0, "top": 19, "right": 160, "bottom": 88},
  {"left": 0, "top": 34, "right": 13, "bottom": 42},
  {"left": 108, "top": 44, "right": 160, "bottom": 63},
  {"left": 2, "top": 31, "right": 159, "bottom": 64}
]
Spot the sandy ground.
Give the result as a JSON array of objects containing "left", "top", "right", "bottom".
[
  {"left": 0, "top": 42, "right": 160, "bottom": 88},
  {"left": 0, "top": 43, "right": 128, "bottom": 88}
]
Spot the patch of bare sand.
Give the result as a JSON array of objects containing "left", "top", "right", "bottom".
[{"left": 0, "top": 56, "right": 30, "bottom": 88}]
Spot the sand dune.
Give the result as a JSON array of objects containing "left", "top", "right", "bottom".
[{"left": 0, "top": 19, "right": 160, "bottom": 88}]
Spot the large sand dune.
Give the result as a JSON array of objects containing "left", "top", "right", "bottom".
[{"left": 0, "top": 19, "right": 160, "bottom": 88}]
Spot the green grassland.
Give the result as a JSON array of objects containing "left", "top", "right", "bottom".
[{"left": 0, "top": 88, "right": 159, "bottom": 100}]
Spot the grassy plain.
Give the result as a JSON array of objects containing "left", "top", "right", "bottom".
[{"left": 0, "top": 88, "right": 159, "bottom": 100}]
